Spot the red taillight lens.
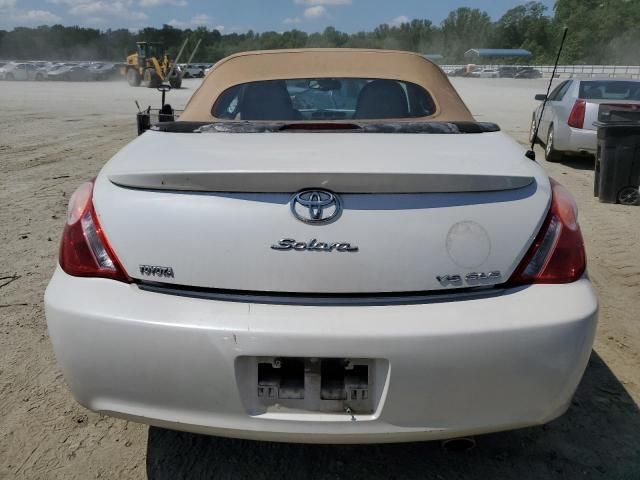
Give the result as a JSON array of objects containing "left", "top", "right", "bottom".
[
  {"left": 507, "top": 178, "right": 586, "bottom": 285},
  {"left": 567, "top": 99, "right": 586, "bottom": 129},
  {"left": 59, "top": 181, "right": 129, "bottom": 282}
]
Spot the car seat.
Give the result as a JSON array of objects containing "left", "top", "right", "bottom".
[
  {"left": 354, "top": 80, "right": 409, "bottom": 119},
  {"left": 240, "top": 80, "right": 302, "bottom": 120}
]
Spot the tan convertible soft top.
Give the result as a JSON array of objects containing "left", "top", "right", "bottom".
[{"left": 179, "top": 48, "right": 474, "bottom": 122}]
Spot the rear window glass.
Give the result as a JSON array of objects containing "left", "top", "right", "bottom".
[
  {"left": 579, "top": 81, "right": 640, "bottom": 100},
  {"left": 212, "top": 78, "right": 436, "bottom": 121}
]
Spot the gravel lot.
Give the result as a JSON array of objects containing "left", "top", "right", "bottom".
[{"left": 1, "top": 77, "right": 639, "bottom": 480}]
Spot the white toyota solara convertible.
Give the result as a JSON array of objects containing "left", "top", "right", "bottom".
[{"left": 45, "top": 49, "right": 598, "bottom": 444}]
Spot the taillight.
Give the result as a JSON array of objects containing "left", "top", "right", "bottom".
[
  {"left": 59, "top": 180, "right": 129, "bottom": 282},
  {"left": 567, "top": 99, "right": 586, "bottom": 129},
  {"left": 507, "top": 178, "right": 586, "bottom": 285}
]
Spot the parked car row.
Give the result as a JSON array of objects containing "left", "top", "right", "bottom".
[
  {"left": 0, "top": 61, "right": 119, "bottom": 81},
  {"left": 510, "top": 67, "right": 544, "bottom": 79},
  {"left": 445, "top": 65, "right": 543, "bottom": 79}
]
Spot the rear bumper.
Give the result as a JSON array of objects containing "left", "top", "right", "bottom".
[
  {"left": 555, "top": 124, "right": 597, "bottom": 154},
  {"left": 45, "top": 267, "right": 598, "bottom": 443}
]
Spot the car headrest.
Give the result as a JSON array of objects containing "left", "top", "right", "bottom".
[
  {"left": 240, "top": 80, "right": 297, "bottom": 121},
  {"left": 354, "top": 80, "right": 409, "bottom": 119}
]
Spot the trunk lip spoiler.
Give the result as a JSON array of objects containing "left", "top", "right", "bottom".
[{"left": 108, "top": 172, "right": 534, "bottom": 194}]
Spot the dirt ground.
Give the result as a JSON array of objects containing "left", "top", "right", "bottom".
[{"left": 0, "top": 77, "right": 638, "bottom": 480}]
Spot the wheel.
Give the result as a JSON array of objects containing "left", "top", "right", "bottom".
[
  {"left": 528, "top": 115, "right": 538, "bottom": 144},
  {"left": 197, "top": 71, "right": 205, "bottom": 78},
  {"left": 618, "top": 186, "right": 640, "bottom": 206},
  {"left": 127, "top": 68, "right": 141, "bottom": 87},
  {"left": 183, "top": 72, "right": 191, "bottom": 79},
  {"left": 545, "top": 126, "right": 564, "bottom": 162},
  {"left": 6, "top": 73, "right": 14, "bottom": 81},
  {"left": 143, "top": 68, "right": 161, "bottom": 88},
  {"left": 169, "top": 76, "right": 182, "bottom": 89}
]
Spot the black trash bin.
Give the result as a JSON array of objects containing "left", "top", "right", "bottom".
[{"left": 594, "top": 108, "right": 640, "bottom": 205}]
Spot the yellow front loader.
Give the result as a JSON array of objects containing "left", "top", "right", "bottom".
[{"left": 122, "top": 41, "right": 186, "bottom": 88}]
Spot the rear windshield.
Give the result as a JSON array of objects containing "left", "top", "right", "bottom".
[
  {"left": 212, "top": 78, "right": 436, "bottom": 121},
  {"left": 579, "top": 81, "right": 640, "bottom": 100}
]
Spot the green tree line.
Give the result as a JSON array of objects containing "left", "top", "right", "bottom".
[{"left": 1, "top": 1, "right": 639, "bottom": 64}]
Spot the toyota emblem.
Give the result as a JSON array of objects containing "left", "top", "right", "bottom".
[{"left": 290, "top": 189, "right": 342, "bottom": 225}]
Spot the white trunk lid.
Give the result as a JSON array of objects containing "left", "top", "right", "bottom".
[{"left": 94, "top": 130, "right": 550, "bottom": 293}]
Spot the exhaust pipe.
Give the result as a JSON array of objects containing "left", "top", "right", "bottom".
[{"left": 441, "top": 436, "right": 476, "bottom": 453}]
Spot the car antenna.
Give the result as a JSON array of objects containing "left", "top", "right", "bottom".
[{"left": 526, "top": 27, "right": 568, "bottom": 161}]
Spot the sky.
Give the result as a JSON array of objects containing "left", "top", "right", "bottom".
[{"left": 0, "top": 0, "right": 556, "bottom": 32}]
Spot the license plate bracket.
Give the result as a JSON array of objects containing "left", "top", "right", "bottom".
[{"left": 237, "top": 356, "right": 383, "bottom": 416}]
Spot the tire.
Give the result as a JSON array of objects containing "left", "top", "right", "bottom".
[
  {"left": 169, "top": 76, "right": 182, "bottom": 89},
  {"left": 143, "top": 68, "right": 161, "bottom": 88},
  {"left": 545, "top": 126, "right": 564, "bottom": 162},
  {"left": 618, "top": 186, "right": 640, "bottom": 206},
  {"left": 127, "top": 68, "right": 141, "bottom": 87}
]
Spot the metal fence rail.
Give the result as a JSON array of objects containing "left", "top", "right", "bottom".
[{"left": 440, "top": 64, "right": 640, "bottom": 79}]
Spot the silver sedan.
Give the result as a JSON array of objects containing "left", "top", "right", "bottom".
[
  {"left": 530, "top": 78, "right": 640, "bottom": 161},
  {"left": 0, "top": 62, "right": 40, "bottom": 81}
]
